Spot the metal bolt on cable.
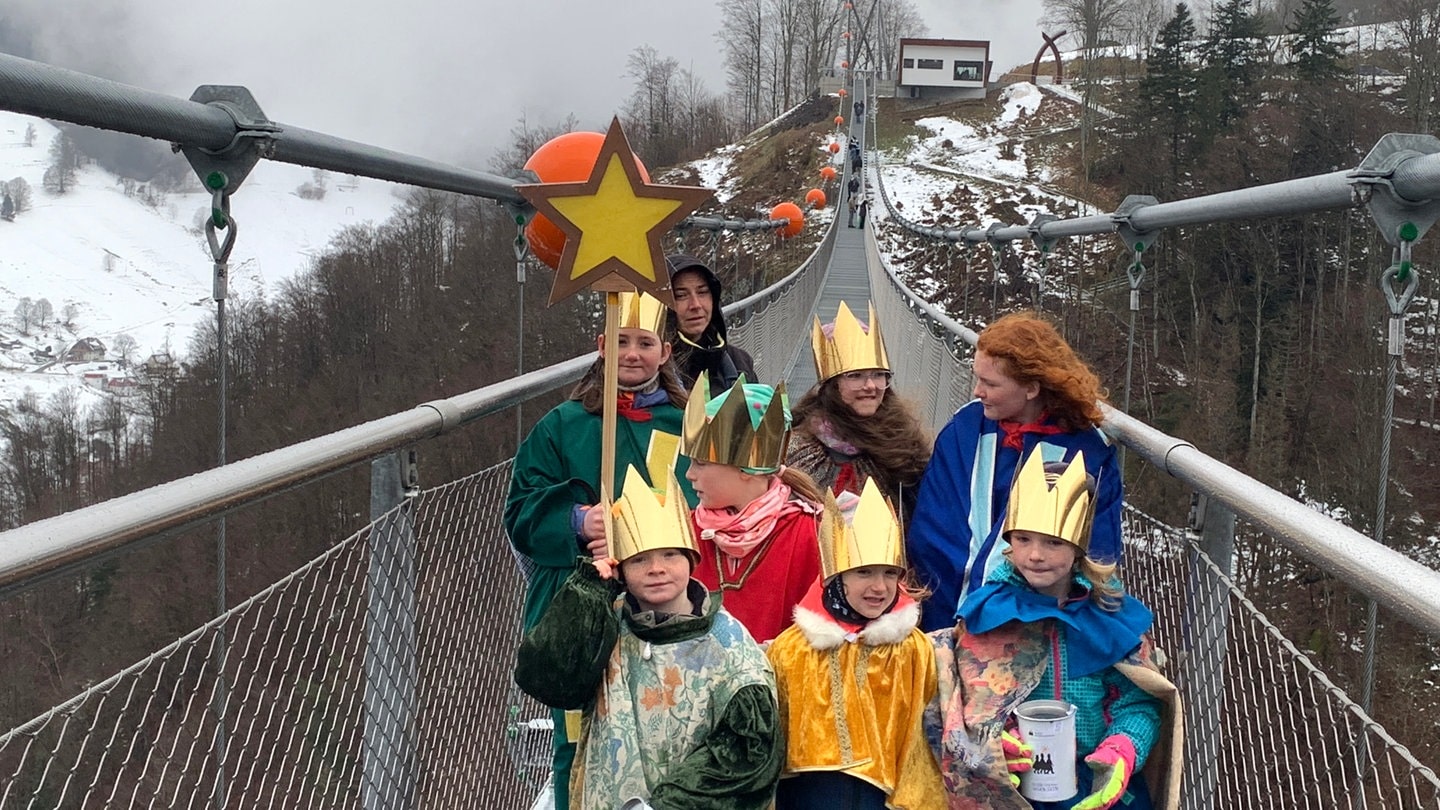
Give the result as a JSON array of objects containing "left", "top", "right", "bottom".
[
  {"left": 205, "top": 192, "right": 237, "bottom": 302},
  {"left": 1126, "top": 243, "right": 1148, "bottom": 313}
]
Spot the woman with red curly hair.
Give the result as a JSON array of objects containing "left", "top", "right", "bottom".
[{"left": 906, "top": 311, "right": 1122, "bottom": 632}]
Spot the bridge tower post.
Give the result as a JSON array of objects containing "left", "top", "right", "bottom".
[
  {"left": 1184, "top": 493, "right": 1233, "bottom": 810},
  {"left": 366, "top": 450, "right": 420, "bottom": 808}
]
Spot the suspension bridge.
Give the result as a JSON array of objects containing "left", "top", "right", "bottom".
[{"left": 2, "top": 51, "right": 1440, "bottom": 809}]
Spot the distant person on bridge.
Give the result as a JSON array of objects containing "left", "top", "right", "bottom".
[
  {"left": 927, "top": 453, "right": 1180, "bottom": 810},
  {"left": 907, "top": 311, "right": 1122, "bottom": 632},
  {"left": 787, "top": 301, "right": 930, "bottom": 519},
  {"left": 766, "top": 479, "right": 946, "bottom": 809},
  {"left": 666, "top": 253, "right": 756, "bottom": 391},
  {"left": 504, "top": 292, "right": 696, "bottom": 809},
  {"left": 514, "top": 466, "right": 781, "bottom": 810},
  {"left": 682, "top": 378, "right": 826, "bottom": 643}
]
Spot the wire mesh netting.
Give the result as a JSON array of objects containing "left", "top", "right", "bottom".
[
  {"left": 0, "top": 464, "right": 550, "bottom": 809},
  {"left": 1121, "top": 508, "right": 1440, "bottom": 809}
]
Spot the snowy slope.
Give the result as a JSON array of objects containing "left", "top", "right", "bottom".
[{"left": 0, "top": 111, "right": 405, "bottom": 411}]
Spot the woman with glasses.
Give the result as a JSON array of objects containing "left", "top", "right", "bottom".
[
  {"left": 787, "top": 301, "right": 931, "bottom": 520},
  {"left": 906, "top": 310, "right": 1123, "bottom": 633}
]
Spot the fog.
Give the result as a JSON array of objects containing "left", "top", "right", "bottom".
[{"left": 3, "top": 0, "right": 1049, "bottom": 169}]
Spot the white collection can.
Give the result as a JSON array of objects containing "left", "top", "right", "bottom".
[{"left": 1014, "top": 699, "right": 1079, "bottom": 802}]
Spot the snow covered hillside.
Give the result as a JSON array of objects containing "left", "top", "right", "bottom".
[{"left": 0, "top": 111, "right": 405, "bottom": 412}]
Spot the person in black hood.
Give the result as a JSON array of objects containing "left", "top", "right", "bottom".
[{"left": 665, "top": 253, "right": 757, "bottom": 390}]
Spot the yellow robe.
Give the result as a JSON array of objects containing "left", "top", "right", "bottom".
[{"left": 766, "top": 591, "right": 946, "bottom": 809}]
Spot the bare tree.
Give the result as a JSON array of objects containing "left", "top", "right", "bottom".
[
  {"left": 33, "top": 298, "right": 53, "bottom": 329},
  {"left": 867, "top": 0, "right": 928, "bottom": 74},
  {"left": 1044, "top": 0, "right": 1128, "bottom": 181},
  {"left": 1384, "top": 0, "right": 1440, "bottom": 130},
  {"left": 113, "top": 334, "right": 139, "bottom": 367},
  {"left": 487, "top": 111, "right": 581, "bottom": 176},
  {"left": 1118, "top": 0, "right": 1172, "bottom": 62},
  {"left": 14, "top": 298, "right": 34, "bottom": 334},
  {"left": 719, "top": 0, "right": 769, "bottom": 131},
  {"left": 8, "top": 178, "right": 33, "bottom": 214},
  {"left": 624, "top": 45, "right": 682, "bottom": 162},
  {"left": 796, "top": 0, "right": 847, "bottom": 93}
]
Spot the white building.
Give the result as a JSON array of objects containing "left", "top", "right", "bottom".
[{"left": 897, "top": 38, "right": 991, "bottom": 101}]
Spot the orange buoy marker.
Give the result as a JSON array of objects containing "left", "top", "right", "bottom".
[
  {"left": 820, "top": 166, "right": 838, "bottom": 181},
  {"left": 805, "top": 188, "right": 827, "bottom": 209},
  {"left": 771, "top": 202, "right": 805, "bottom": 238}
]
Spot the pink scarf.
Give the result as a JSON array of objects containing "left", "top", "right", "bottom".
[{"left": 694, "top": 476, "right": 810, "bottom": 560}]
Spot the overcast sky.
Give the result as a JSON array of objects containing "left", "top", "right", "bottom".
[{"left": 5, "top": 0, "right": 1048, "bottom": 169}]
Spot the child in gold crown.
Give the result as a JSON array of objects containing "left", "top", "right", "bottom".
[
  {"left": 515, "top": 466, "right": 781, "bottom": 810},
  {"left": 766, "top": 478, "right": 945, "bottom": 809},
  {"left": 788, "top": 301, "right": 931, "bottom": 517},
  {"left": 681, "top": 378, "right": 827, "bottom": 644},
  {"left": 926, "top": 453, "right": 1182, "bottom": 810},
  {"left": 504, "top": 291, "right": 697, "bottom": 807}
]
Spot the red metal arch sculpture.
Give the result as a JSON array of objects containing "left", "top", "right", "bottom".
[{"left": 1030, "top": 30, "right": 1067, "bottom": 86}]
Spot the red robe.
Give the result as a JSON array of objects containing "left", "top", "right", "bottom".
[{"left": 693, "top": 510, "right": 822, "bottom": 644}]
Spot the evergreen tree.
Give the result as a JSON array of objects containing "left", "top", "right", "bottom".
[
  {"left": 1199, "top": 0, "right": 1267, "bottom": 131},
  {"left": 1136, "top": 3, "right": 1200, "bottom": 183},
  {"left": 1, "top": 190, "right": 13, "bottom": 222},
  {"left": 1288, "top": 0, "right": 1347, "bottom": 83}
]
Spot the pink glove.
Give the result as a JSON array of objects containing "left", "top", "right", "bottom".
[
  {"left": 1000, "top": 728, "right": 1033, "bottom": 787},
  {"left": 1073, "top": 735, "right": 1137, "bottom": 810}
]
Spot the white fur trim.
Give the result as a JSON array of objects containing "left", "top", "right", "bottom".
[
  {"left": 792, "top": 604, "right": 849, "bottom": 650},
  {"left": 858, "top": 601, "right": 919, "bottom": 645},
  {"left": 791, "top": 601, "right": 919, "bottom": 649}
]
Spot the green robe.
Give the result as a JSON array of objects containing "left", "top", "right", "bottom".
[
  {"left": 505, "top": 398, "right": 696, "bottom": 632},
  {"left": 515, "top": 563, "right": 781, "bottom": 810},
  {"left": 504, "top": 397, "right": 697, "bottom": 808}
]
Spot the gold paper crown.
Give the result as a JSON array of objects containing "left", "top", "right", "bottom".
[
  {"left": 680, "top": 376, "right": 790, "bottom": 472},
  {"left": 618, "top": 291, "right": 668, "bottom": 336},
  {"left": 819, "top": 478, "right": 905, "bottom": 580},
  {"left": 1001, "top": 451, "right": 1096, "bottom": 552},
  {"left": 610, "top": 465, "right": 698, "bottom": 563},
  {"left": 811, "top": 301, "right": 890, "bottom": 382}
]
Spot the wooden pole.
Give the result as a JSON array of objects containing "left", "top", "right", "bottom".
[{"left": 599, "top": 288, "right": 622, "bottom": 561}]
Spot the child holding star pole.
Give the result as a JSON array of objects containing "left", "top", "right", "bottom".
[
  {"left": 504, "top": 291, "right": 694, "bottom": 807},
  {"left": 510, "top": 116, "right": 716, "bottom": 808},
  {"left": 514, "top": 465, "right": 782, "bottom": 810}
]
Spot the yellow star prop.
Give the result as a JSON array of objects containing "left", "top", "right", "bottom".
[{"left": 519, "top": 117, "right": 713, "bottom": 306}]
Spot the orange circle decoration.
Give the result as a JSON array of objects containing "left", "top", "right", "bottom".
[
  {"left": 805, "top": 188, "right": 827, "bottom": 209},
  {"left": 834, "top": 115, "right": 844, "bottom": 126},
  {"left": 820, "top": 166, "right": 838, "bottom": 181},
  {"left": 838, "top": 89, "right": 848, "bottom": 98},
  {"left": 522, "top": 131, "right": 650, "bottom": 269},
  {"left": 841, "top": 31, "right": 851, "bottom": 39},
  {"left": 828, "top": 141, "right": 841, "bottom": 154},
  {"left": 841, "top": 61, "right": 850, "bottom": 69},
  {"left": 771, "top": 202, "right": 804, "bottom": 238}
]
